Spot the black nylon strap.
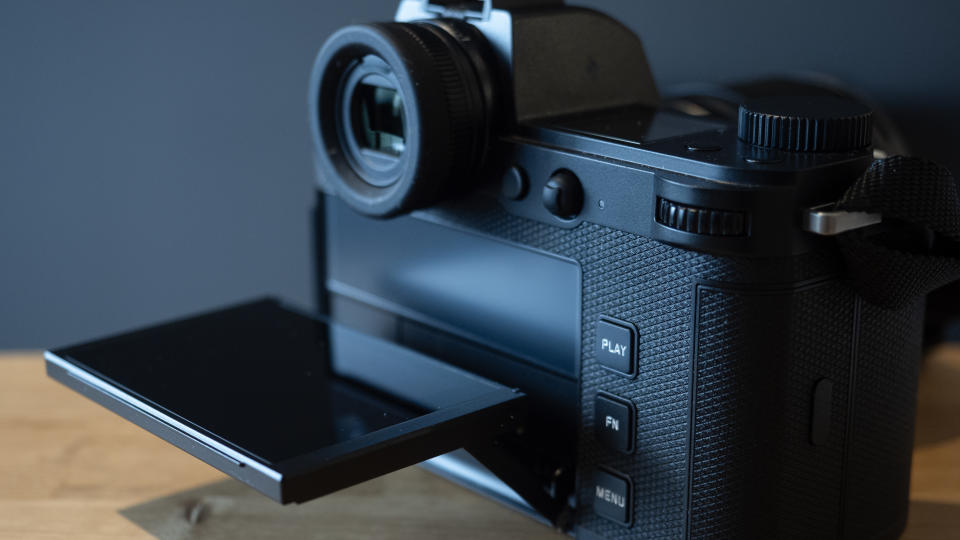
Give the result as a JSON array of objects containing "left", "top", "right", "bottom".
[{"left": 835, "top": 156, "right": 960, "bottom": 309}]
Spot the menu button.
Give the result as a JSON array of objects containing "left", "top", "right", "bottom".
[{"left": 593, "top": 469, "right": 631, "bottom": 525}]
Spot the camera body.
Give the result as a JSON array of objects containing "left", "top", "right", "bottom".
[
  {"left": 310, "top": 1, "right": 920, "bottom": 538},
  {"left": 41, "top": 0, "right": 951, "bottom": 537}
]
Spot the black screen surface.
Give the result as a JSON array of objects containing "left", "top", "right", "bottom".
[
  {"left": 326, "top": 200, "right": 582, "bottom": 378},
  {"left": 54, "top": 300, "right": 422, "bottom": 465},
  {"left": 47, "top": 299, "right": 525, "bottom": 503}
]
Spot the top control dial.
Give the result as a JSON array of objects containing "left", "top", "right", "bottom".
[{"left": 737, "top": 96, "right": 873, "bottom": 153}]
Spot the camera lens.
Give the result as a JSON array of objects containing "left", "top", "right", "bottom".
[
  {"left": 310, "top": 21, "right": 494, "bottom": 218},
  {"left": 335, "top": 54, "right": 409, "bottom": 189},
  {"left": 351, "top": 82, "right": 405, "bottom": 158}
]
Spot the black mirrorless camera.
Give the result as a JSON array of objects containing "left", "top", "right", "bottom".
[{"left": 46, "top": 1, "right": 960, "bottom": 538}]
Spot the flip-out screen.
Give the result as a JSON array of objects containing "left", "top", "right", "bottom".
[{"left": 46, "top": 299, "right": 524, "bottom": 503}]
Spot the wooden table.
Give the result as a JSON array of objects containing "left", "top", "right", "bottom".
[{"left": 1, "top": 349, "right": 958, "bottom": 539}]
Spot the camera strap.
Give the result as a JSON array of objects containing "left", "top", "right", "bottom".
[{"left": 834, "top": 156, "right": 960, "bottom": 308}]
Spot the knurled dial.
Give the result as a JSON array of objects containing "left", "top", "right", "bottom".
[{"left": 737, "top": 95, "right": 873, "bottom": 153}]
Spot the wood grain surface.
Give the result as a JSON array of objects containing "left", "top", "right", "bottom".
[{"left": 1, "top": 349, "right": 958, "bottom": 539}]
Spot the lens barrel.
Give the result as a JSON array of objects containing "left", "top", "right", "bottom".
[{"left": 310, "top": 20, "right": 493, "bottom": 218}]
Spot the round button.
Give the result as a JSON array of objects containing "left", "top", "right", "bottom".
[
  {"left": 501, "top": 165, "right": 528, "bottom": 200},
  {"left": 542, "top": 170, "right": 583, "bottom": 219}
]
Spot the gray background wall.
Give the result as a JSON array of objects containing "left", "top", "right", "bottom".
[{"left": 2, "top": 0, "right": 958, "bottom": 349}]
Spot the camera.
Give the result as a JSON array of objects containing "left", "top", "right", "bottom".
[{"left": 45, "top": 1, "right": 960, "bottom": 539}]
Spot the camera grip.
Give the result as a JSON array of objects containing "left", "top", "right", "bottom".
[{"left": 684, "top": 281, "right": 921, "bottom": 539}]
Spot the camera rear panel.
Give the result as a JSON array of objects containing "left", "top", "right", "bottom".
[{"left": 322, "top": 172, "right": 920, "bottom": 538}]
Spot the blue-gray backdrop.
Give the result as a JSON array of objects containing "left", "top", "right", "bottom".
[{"left": 2, "top": 0, "right": 958, "bottom": 348}]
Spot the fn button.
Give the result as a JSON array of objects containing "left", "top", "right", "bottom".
[{"left": 595, "top": 394, "right": 635, "bottom": 453}]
